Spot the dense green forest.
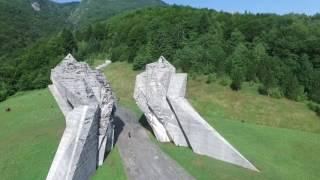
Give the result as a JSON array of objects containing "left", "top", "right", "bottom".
[
  {"left": 0, "top": 0, "right": 165, "bottom": 101},
  {"left": 84, "top": 7, "right": 320, "bottom": 104},
  {"left": 0, "top": 0, "right": 79, "bottom": 101},
  {"left": 69, "top": 0, "right": 165, "bottom": 27},
  {"left": 1, "top": 5, "right": 320, "bottom": 114},
  {"left": 0, "top": 0, "right": 78, "bottom": 57}
]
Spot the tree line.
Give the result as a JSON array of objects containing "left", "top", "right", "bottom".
[
  {"left": 1, "top": 6, "right": 320, "bottom": 114},
  {"left": 100, "top": 6, "right": 320, "bottom": 104}
]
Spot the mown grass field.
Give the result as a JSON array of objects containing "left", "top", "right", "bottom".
[
  {"left": 92, "top": 146, "right": 127, "bottom": 180},
  {"left": 188, "top": 78, "right": 320, "bottom": 134},
  {"left": 0, "top": 89, "right": 126, "bottom": 180},
  {"left": 0, "top": 61, "right": 319, "bottom": 180},
  {"left": 103, "top": 61, "right": 320, "bottom": 180},
  {"left": 0, "top": 90, "right": 64, "bottom": 180}
]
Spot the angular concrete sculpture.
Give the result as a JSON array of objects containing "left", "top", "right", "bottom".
[
  {"left": 134, "top": 56, "right": 259, "bottom": 171},
  {"left": 47, "top": 54, "right": 116, "bottom": 180}
]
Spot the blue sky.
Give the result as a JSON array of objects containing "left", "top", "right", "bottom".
[{"left": 53, "top": 0, "right": 320, "bottom": 15}]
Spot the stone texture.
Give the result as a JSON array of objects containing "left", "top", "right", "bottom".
[
  {"left": 47, "top": 54, "right": 116, "bottom": 180},
  {"left": 134, "top": 56, "right": 188, "bottom": 147},
  {"left": 134, "top": 72, "right": 171, "bottom": 142},
  {"left": 133, "top": 56, "right": 259, "bottom": 171}
]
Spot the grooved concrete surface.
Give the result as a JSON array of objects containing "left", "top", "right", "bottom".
[{"left": 115, "top": 107, "right": 195, "bottom": 180}]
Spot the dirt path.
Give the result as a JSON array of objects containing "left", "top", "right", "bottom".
[{"left": 114, "top": 106, "right": 195, "bottom": 180}]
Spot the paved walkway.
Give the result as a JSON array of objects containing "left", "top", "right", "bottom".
[
  {"left": 114, "top": 107, "right": 195, "bottom": 180},
  {"left": 96, "top": 60, "right": 112, "bottom": 70}
]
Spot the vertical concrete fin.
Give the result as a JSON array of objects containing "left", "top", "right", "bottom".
[{"left": 134, "top": 56, "right": 259, "bottom": 172}]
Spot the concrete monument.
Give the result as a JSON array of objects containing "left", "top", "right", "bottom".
[
  {"left": 47, "top": 54, "right": 116, "bottom": 180},
  {"left": 134, "top": 56, "right": 259, "bottom": 171}
]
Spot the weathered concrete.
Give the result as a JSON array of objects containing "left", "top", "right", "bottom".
[
  {"left": 115, "top": 106, "right": 195, "bottom": 180},
  {"left": 134, "top": 72, "right": 171, "bottom": 142},
  {"left": 135, "top": 57, "right": 188, "bottom": 147},
  {"left": 133, "top": 56, "right": 259, "bottom": 171},
  {"left": 47, "top": 54, "right": 116, "bottom": 180},
  {"left": 169, "top": 98, "right": 259, "bottom": 171}
]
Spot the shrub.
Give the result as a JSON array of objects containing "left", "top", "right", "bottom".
[
  {"left": 206, "top": 73, "right": 217, "bottom": 84},
  {"left": 308, "top": 102, "right": 320, "bottom": 117},
  {"left": 258, "top": 86, "right": 283, "bottom": 99},
  {"left": 219, "top": 76, "right": 231, "bottom": 86},
  {"left": 268, "top": 88, "right": 283, "bottom": 99},
  {"left": 230, "top": 80, "right": 241, "bottom": 91}
]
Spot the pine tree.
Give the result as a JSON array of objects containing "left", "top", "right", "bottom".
[
  {"left": 59, "top": 29, "right": 78, "bottom": 55},
  {"left": 249, "top": 43, "right": 267, "bottom": 81},
  {"left": 229, "top": 43, "right": 249, "bottom": 90},
  {"left": 283, "top": 74, "right": 303, "bottom": 100},
  {"left": 198, "top": 12, "right": 210, "bottom": 34},
  {"left": 133, "top": 44, "right": 153, "bottom": 70},
  {"left": 93, "top": 23, "right": 107, "bottom": 40},
  {"left": 229, "top": 29, "right": 246, "bottom": 51}
]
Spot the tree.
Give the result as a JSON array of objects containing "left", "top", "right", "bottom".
[
  {"left": 282, "top": 74, "right": 304, "bottom": 100},
  {"left": 133, "top": 44, "right": 153, "bottom": 70},
  {"left": 228, "top": 29, "right": 246, "bottom": 51},
  {"left": 297, "top": 54, "right": 314, "bottom": 92},
  {"left": 93, "top": 23, "right": 107, "bottom": 40},
  {"left": 198, "top": 12, "right": 210, "bottom": 34},
  {"left": 228, "top": 43, "right": 249, "bottom": 90},
  {"left": 83, "top": 25, "right": 93, "bottom": 41},
  {"left": 0, "top": 82, "right": 8, "bottom": 101},
  {"left": 248, "top": 43, "right": 268, "bottom": 81},
  {"left": 59, "top": 29, "right": 78, "bottom": 55},
  {"left": 309, "top": 71, "right": 320, "bottom": 103}
]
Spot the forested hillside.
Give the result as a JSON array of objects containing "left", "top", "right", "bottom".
[
  {"left": 0, "top": 0, "right": 78, "bottom": 58},
  {"left": 0, "top": 0, "right": 79, "bottom": 101},
  {"left": 97, "top": 6, "right": 319, "bottom": 105},
  {"left": 69, "top": 0, "right": 166, "bottom": 27},
  {"left": 1, "top": 5, "right": 320, "bottom": 112},
  {"left": 0, "top": 0, "right": 165, "bottom": 101}
]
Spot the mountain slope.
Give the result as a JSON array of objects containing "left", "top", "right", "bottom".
[
  {"left": 69, "top": 0, "right": 166, "bottom": 26},
  {"left": 0, "top": 0, "right": 78, "bottom": 58}
]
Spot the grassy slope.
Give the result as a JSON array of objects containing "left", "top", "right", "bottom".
[
  {"left": 0, "top": 61, "right": 319, "bottom": 179},
  {"left": 103, "top": 61, "right": 142, "bottom": 114},
  {"left": 92, "top": 146, "right": 127, "bottom": 180},
  {"left": 103, "top": 62, "right": 320, "bottom": 180},
  {"left": 70, "top": 0, "right": 165, "bottom": 26},
  {"left": 188, "top": 78, "right": 320, "bottom": 134},
  {"left": 0, "top": 89, "right": 126, "bottom": 180},
  {"left": 0, "top": 89, "right": 64, "bottom": 180}
]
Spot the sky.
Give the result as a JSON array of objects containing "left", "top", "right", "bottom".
[{"left": 52, "top": 0, "right": 320, "bottom": 15}]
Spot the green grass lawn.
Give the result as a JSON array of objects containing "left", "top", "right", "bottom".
[
  {"left": 103, "top": 61, "right": 320, "bottom": 180},
  {"left": 154, "top": 110, "right": 320, "bottom": 180},
  {"left": 188, "top": 77, "right": 320, "bottom": 134},
  {"left": 103, "top": 61, "right": 142, "bottom": 114},
  {"left": 0, "top": 61, "right": 319, "bottom": 180},
  {"left": 0, "top": 89, "right": 64, "bottom": 180},
  {"left": 92, "top": 146, "right": 127, "bottom": 180},
  {"left": 0, "top": 89, "right": 126, "bottom": 180}
]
